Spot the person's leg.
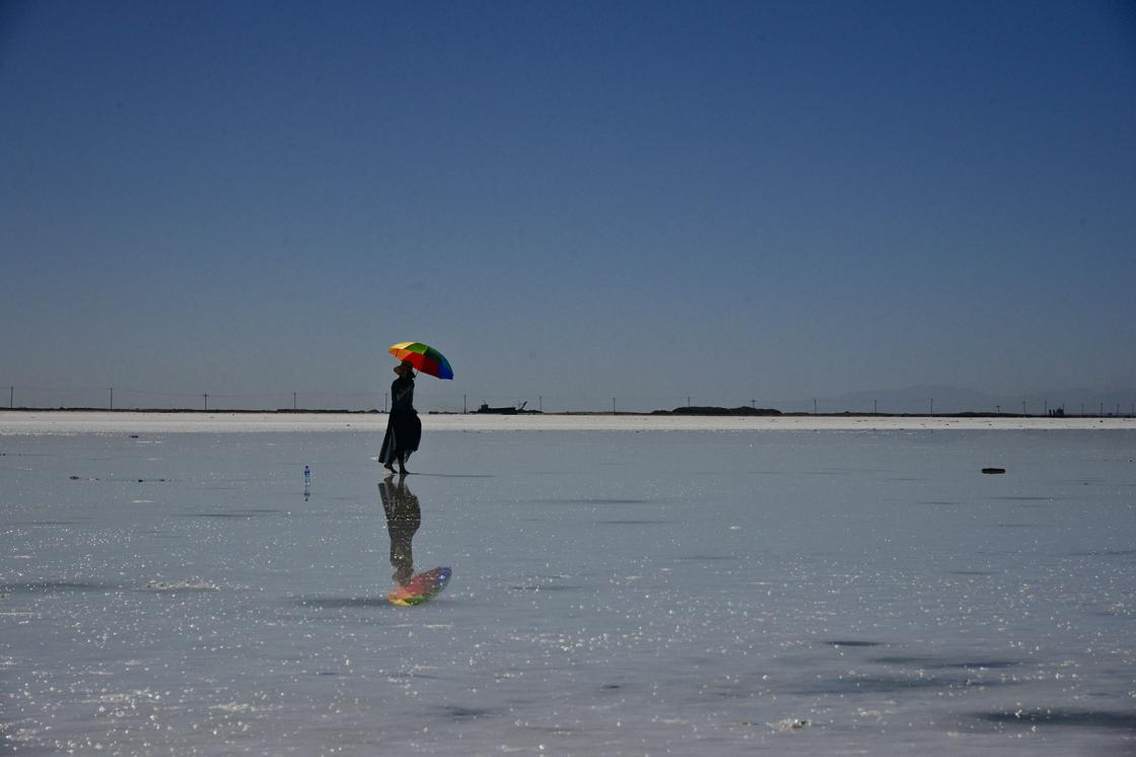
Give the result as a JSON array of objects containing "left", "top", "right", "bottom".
[{"left": 398, "top": 453, "right": 408, "bottom": 475}]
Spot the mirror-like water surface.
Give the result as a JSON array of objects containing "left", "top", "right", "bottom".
[{"left": 2, "top": 430, "right": 1134, "bottom": 754}]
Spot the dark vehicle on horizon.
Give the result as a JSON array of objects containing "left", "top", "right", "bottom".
[{"left": 476, "top": 401, "right": 533, "bottom": 415}]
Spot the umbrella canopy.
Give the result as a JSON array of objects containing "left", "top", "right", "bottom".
[
  {"left": 388, "top": 566, "right": 452, "bottom": 606},
  {"left": 388, "top": 341, "right": 454, "bottom": 380}
]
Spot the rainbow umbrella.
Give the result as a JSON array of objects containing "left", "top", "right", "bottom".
[
  {"left": 388, "top": 566, "right": 452, "bottom": 606},
  {"left": 388, "top": 342, "right": 454, "bottom": 380}
]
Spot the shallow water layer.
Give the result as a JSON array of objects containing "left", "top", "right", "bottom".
[{"left": 2, "top": 430, "right": 1135, "bottom": 755}]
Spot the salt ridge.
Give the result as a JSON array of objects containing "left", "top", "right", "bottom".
[{"left": 1, "top": 410, "right": 1133, "bottom": 434}]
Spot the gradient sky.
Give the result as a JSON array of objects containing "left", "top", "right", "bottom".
[{"left": 2, "top": 1, "right": 1134, "bottom": 411}]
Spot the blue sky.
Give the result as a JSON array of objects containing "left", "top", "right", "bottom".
[{"left": 2, "top": 1, "right": 1134, "bottom": 411}]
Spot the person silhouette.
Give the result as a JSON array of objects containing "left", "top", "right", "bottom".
[
  {"left": 379, "top": 473, "right": 420, "bottom": 586},
  {"left": 379, "top": 361, "right": 421, "bottom": 475}
]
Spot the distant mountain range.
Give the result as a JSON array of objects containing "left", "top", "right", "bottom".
[{"left": 787, "top": 385, "right": 1136, "bottom": 415}]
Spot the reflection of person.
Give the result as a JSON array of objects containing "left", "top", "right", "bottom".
[
  {"left": 379, "top": 474, "right": 420, "bottom": 586},
  {"left": 379, "top": 361, "right": 422, "bottom": 475}
]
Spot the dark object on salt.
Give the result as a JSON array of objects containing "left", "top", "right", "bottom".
[{"left": 981, "top": 467, "right": 1006, "bottom": 474}]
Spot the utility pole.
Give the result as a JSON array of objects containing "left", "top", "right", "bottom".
[
  {"left": 1022, "top": 400, "right": 1027, "bottom": 416},
  {"left": 538, "top": 395, "right": 542, "bottom": 413},
  {"left": 873, "top": 399, "right": 878, "bottom": 414},
  {"left": 813, "top": 398, "right": 817, "bottom": 415},
  {"left": 463, "top": 394, "right": 467, "bottom": 413},
  {"left": 612, "top": 397, "right": 616, "bottom": 414},
  {"left": 203, "top": 393, "right": 209, "bottom": 411},
  {"left": 930, "top": 397, "right": 934, "bottom": 416},
  {"left": 751, "top": 399, "right": 756, "bottom": 409},
  {"left": 109, "top": 387, "right": 113, "bottom": 411},
  {"left": 687, "top": 395, "right": 692, "bottom": 408},
  {"left": 995, "top": 404, "right": 1001, "bottom": 415},
  {"left": 293, "top": 392, "right": 297, "bottom": 410},
  {"left": 9, "top": 386, "right": 13, "bottom": 409}
]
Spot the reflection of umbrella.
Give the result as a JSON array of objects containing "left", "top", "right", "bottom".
[
  {"left": 388, "top": 342, "right": 454, "bottom": 380},
  {"left": 388, "top": 566, "right": 452, "bottom": 606}
]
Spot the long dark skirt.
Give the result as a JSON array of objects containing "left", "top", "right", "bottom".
[{"left": 379, "top": 409, "right": 421, "bottom": 466}]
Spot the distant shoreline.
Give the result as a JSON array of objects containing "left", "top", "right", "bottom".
[
  {"left": 0, "top": 406, "right": 1126, "bottom": 419},
  {"left": 1, "top": 410, "right": 1133, "bottom": 434}
]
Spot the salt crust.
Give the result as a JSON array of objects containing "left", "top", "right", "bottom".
[{"left": 1, "top": 411, "right": 1133, "bottom": 435}]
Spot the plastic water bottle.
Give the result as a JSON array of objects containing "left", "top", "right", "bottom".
[{"left": 303, "top": 465, "right": 312, "bottom": 491}]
